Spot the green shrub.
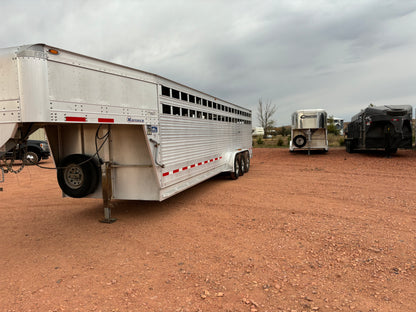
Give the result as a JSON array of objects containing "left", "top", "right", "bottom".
[
  {"left": 257, "top": 137, "right": 264, "bottom": 145},
  {"left": 277, "top": 138, "right": 284, "bottom": 146}
]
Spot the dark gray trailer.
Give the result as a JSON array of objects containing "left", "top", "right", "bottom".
[{"left": 345, "top": 105, "right": 412, "bottom": 154}]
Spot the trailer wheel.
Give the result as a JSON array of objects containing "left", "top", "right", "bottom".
[
  {"left": 57, "top": 154, "right": 101, "bottom": 198},
  {"left": 239, "top": 154, "right": 245, "bottom": 176},
  {"left": 346, "top": 140, "right": 354, "bottom": 153},
  {"left": 243, "top": 151, "right": 250, "bottom": 173},
  {"left": 230, "top": 155, "right": 240, "bottom": 180},
  {"left": 293, "top": 135, "right": 307, "bottom": 148}
]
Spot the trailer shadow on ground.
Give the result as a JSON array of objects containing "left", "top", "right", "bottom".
[
  {"left": 347, "top": 149, "right": 415, "bottom": 158},
  {"left": 67, "top": 173, "right": 233, "bottom": 223}
]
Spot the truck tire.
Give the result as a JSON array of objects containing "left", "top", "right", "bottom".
[
  {"left": 230, "top": 155, "right": 240, "bottom": 180},
  {"left": 23, "top": 151, "right": 40, "bottom": 165},
  {"left": 293, "top": 135, "right": 307, "bottom": 148},
  {"left": 57, "top": 154, "right": 101, "bottom": 198}
]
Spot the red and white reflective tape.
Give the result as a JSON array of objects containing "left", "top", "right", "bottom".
[
  {"left": 65, "top": 116, "right": 115, "bottom": 123},
  {"left": 163, "top": 157, "right": 222, "bottom": 177}
]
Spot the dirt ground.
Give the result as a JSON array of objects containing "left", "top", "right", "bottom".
[{"left": 1, "top": 148, "right": 415, "bottom": 312}]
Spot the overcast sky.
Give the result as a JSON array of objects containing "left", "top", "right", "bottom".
[{"left": 1, "top": 0, "right": 415, "bottom": 126}]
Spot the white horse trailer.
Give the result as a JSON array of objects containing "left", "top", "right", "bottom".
[
  {"left": 252, "top": 127, "right": 264, "bottom": 137},
  {"left": 289, "top": 109, "right": 328, "bottom": 152},
  {"left": 0, "top": 44, "right": 252, "bottom": 222}
]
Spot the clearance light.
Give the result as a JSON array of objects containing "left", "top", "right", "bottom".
[
  {"left": 48, "top": 48, "right": 59, "bottom": 55},
  {"left": 392, "top": 118, "right": 399, "bottom": 122}
]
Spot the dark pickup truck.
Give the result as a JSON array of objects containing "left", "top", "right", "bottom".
[{"left": 4, "top": 140, "right": 51, "bottom": 165}]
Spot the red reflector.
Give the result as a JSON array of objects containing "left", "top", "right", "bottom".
[
  {"left": 163, "top": 172, "right": 169, "bottom": 177},
  {"left": 191, "top": 164, "right": 196, "bottom": 168},
  {"left": 66, "top": 116, "right": 86, "bottom": 122},
  {"left": 215, "top": 158, "right": 218, "bottom": 160},
  {"left": 98, "top": 118, "right": 114, "bottom": 123},
  {"left": 204, "top": 161, "right": 208, "bottom": 164},
  {"left": 198, "top": 162, "right": 202, "bottom": 166},
  {"left": 182, "top": 166, "right": 188, "bottom": 170},
  {"left": 392, "top": 118, "right": 399, "bottom": 122},
  {"left": 173, "top": 169, "right": 179, "bottom": 174}
]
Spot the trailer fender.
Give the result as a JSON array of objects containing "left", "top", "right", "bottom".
[
  {"left": 57, "top": 154, "right": 101, "bottom": 198},
  {"left": 225, "top": 150, "right": 249, "bottom": 178}
]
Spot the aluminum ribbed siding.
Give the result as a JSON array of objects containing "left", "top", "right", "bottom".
[{"left": 159, "top": 115, "right": 251, "bottom": 185}]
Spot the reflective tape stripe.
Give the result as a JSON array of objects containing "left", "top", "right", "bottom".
[
  {"left": 98, "top": 118, "right": 114, "bottom": 123},
  {"left": 162, "top": 156, "right": 223, "bottom": 177},
  {"left": 65, "top": 116, "right": 86, "bottom": 122}
]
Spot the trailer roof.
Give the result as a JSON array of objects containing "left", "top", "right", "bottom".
[
  {"left": 292, "top": 109, "right": 326, "bottom": 116},
  {"left": 351, "top": 105, "right": 412, "bottom": 121},
  {"left": 9, "top": 43, "right": 250, "bottom": 113}
]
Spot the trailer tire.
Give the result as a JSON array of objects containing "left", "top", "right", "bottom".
[
  {"left": 243, "top": 151, "right": 250, "bottom": 173},
  {"left": 346, "top": 140, "right": 354, "bottom": 153},
  {"left": 230, "top": 155, "right": 240, "bottom": 180},
  {"left": 57, "top": 154, "right": 101, "bottom": 198},
  {"left": 293, "top": 135, "right": 307, "bottom": 148},
  {"left": 239, "top": 154, "right": 245, "bottom": 176}
]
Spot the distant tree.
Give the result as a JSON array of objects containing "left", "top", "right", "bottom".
[
  {"left": 257, "top": 98, "right": 277, "bottom": 138},
  {"left": 327, "top": 115, "right": 340, "bottom": 135},
  {"left": 278, "top": 126, "right": 290, "bottom": 136}
]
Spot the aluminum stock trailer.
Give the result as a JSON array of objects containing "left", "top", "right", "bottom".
[{"left": 0, "top": 44, "right": 252, "bottom": 221}]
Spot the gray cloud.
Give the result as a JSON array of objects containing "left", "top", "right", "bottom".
[{"left": 1, "top": 0, "right": 415, "bottom": 125}]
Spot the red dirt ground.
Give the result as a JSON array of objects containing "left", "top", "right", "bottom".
[{"left": 1, "top": 148, "right": 415, "bottom": 312}]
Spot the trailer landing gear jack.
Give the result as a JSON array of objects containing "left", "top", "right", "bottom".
[{"left": 100, "top": 162, "right": 116, "bottom": 223}]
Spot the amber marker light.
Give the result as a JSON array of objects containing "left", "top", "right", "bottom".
[{"left": 48, "top": 48, "right": 59, "bottom": 55}]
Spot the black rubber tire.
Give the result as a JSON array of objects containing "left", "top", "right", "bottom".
[
  {"left": 346, "top": 140, "right": 352, "bottom": 153},
  {"left": 23, "top": 151, "right": 39, "bottom": 165},
  {"left": 57, "top": 154, "right": 101, "bottom": 198},
  {"left": 244, "top": 151, "right": 250, "bottom": 173},
  {"left": 230, "top": 155, "right": 240, "bottom": 180},
  {"left": 239, "top": 154, "right": 245, "bottom": 176},
  {"left": 293, "top": 135, "right": 307, "bottom": 148}
]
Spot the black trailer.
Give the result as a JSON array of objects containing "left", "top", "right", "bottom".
[{"left": 345, "top": 105, "right": 412, "bottom": 154}]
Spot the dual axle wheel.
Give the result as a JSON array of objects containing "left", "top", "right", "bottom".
[{"left": 230, "top": 151, "right": 250, "bottom": 180}]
